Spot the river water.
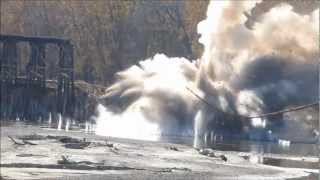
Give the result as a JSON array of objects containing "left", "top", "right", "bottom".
[
  {"left": 161, "top": 135, "right": 319, "bottom": 171},
  {"left": 2, "top": 120, "right": 319, "bottom": 172}
]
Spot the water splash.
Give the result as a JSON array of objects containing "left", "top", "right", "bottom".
[
  {"left": 48, "top": 112, "right": 52, "bottom": 127},
  {"left": 65, "top": 118, "right": 70, "bottom": 132},
  {"left": 57, "top": 114, "right": 62, "bottom": 131},
  {"left": 95, "top": 104, "right": 160, "bottom": 141}
]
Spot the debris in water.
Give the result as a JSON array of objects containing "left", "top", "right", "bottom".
[
  {"left": 18, "top": 134, "right": 47, "bottom": 141},
  {"left": 47, "top": 135, "right": 69, "bottom": 140},
  {"left": 168, "top": 146, "right": 179, "bottom": 151},
  {"left": 9, "top": 136, "right": 38, "bottom": 146},
  {"left": 57, "top": 155, "right": 104, "bottom": 165},
  {"left": 106, "top": 141, "right": 114, "bottom": 148},
  {"left": 198, "top": 148, "right": 215, "bottom": 157},
  {"left": 110, "top": 146, "right": 120, "bottom": 154},
  {"left": 160, "top": 167, "right": 192, "bottom": 172},
  {"left": 220, "top": 155, "right": 228, "bottom": 162},
  {"left": 59, "top": 137, "right": 82, "bottom": 144},
  {"left": 64, "top": 142, "right": 91, "bottom": 149},
  {"left": 312, "top": 129, "right": 319, "bottom": 137},
  {"left": 8, "top": 136, "right": 25, "bottom": 146},
  {"left": 16, "top": 154, "right": 47, "bottom": 157},
  {"left": 22, "top": 140, "right": 38, "bottom": 145},
  {"left": 278, "top": 139, "right": 291, "bottom": 147}
]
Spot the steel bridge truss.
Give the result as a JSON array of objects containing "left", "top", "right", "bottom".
[{"left": 0, "top": 34, "right": 74, "bottom": 121}]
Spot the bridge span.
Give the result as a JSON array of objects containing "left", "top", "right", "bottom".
[{"left": 0, "top": 34, "right": 74, "bottom": 121}]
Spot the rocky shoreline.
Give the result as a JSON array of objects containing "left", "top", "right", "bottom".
[{"left": 0, "top": 124, "right": 318, "bottom": 180}]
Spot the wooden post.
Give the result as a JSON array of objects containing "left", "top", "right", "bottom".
[
  {"left": 57, "top": 42, "right": 74, "bottom": 121},
  {"left": 25, "top": 42, "right": 46, "bottom": 121},
  {"left": 0, "top": 41, "right": 18, "bottom": 120},
  {"left": 26, "top": 42, "right": 46, "bottom": 86}
]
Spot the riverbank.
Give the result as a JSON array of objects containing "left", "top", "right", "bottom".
[{"left": 0, "top": 124, "right": 318, "bottom": 180}]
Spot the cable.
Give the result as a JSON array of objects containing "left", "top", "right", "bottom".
[{"left": 186, "top": 86, "right": 318, "bottom": 120}]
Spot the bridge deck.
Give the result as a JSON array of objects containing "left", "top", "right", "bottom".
[
  {"left": 0, "top": 34, "right": 70, "bottom": 44},
  {"left": 1, "top": 77, "right": 57, "bottom": 89}
]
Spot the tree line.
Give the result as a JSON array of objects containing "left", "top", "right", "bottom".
[{"left": 1, "top": 0, "right": 208, "bottom": 85}]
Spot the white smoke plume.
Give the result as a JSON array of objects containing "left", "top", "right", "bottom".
[
  {"left": 195, "top": 0, "right": 318, "bottom": 144},
  {"left": 97, "top": 54, "right": 199, "bottom": 140},
  {"left": 97, "top": 1, "right": 319, "bottom": 145},
  {"left": 197, "top": 0, "right": 318, "bottom": 81}
]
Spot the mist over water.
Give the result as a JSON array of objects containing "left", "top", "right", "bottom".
[
  {"left": 96, "top": 1, "right": 319, "bottom": 144},
  {"left": 95, "top": 104, "right": 160, "bottom": 141}
]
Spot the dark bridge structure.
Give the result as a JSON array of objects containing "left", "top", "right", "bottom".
[{"left": 0, "top": 34, "right": 74, "bottom": 122}]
